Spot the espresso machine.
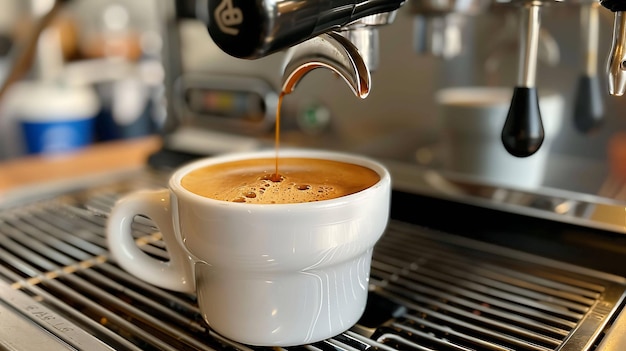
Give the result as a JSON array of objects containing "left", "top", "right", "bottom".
[
  {"left": 196, "top": 0, "right": 622, "bottom": 158},
  {"left": 4, "top": 0, "right": 626, "bottom": 350}
]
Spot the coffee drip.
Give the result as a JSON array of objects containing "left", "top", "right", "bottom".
[
  {"left": 281, "top": 32, "right": 371, "bottom": 99},
  {"left": 270, "top": 92, "right": 284, "bottom": 182},
  {"left": 271, "top": 33, "right": 371, "bottom": 180},
  {"left": 216, "top": 33, "right": 370, "bottom": 194}
]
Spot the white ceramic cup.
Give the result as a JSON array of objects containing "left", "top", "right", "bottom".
[
  {"left": 106, "top": 149, "right": 391, "bottom": 346},
  {"left": 437, "top": 87, "right": 564, "bottom": 189}
]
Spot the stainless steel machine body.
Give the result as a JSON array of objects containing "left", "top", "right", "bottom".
[{"left": 197, "top": 0, "right": 625, "bottom": 158}]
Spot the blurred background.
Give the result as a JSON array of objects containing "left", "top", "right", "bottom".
[
  {"left": 0, "top": 0, "right": 165, "bottom": 159},
  {"left": 0, "top": 0, "right": 624, "bottom": 197}
]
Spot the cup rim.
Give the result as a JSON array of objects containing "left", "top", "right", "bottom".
[{"left": 168, "top": 148, "right": 390, "bottom": 207}]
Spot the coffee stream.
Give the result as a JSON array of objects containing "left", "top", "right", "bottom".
[{"left": 271, "top": 92, "right": 287, "bottom": 182}]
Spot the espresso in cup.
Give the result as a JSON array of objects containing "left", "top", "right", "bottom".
[{"left": 181, "top": 157, "right": 380, "bottom": 204}]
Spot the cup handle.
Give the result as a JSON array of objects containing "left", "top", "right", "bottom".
[{"left": 107, "top": 189, "right": 195, "bottom": 293}]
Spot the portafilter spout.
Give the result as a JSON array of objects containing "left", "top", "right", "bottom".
[
  {"left": 601, "top": 0, "right": 626, "bottom": 96},
  {"left": 281, "top": 32, "right": 371, "bottom": 99}
]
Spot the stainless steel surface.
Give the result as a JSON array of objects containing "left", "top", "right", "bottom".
[
  {"left": 494, "top": 0, "right": 565, "bottom": 5},
  {"left": 338, "top": 11, "right": 398, "bottom": 71},
  {"left": 596, "top": 301, "right": 626, "bottom": 350},
  {"left": 0, "top": 170, "right": 625, "bottom": 350},
  {"left": 409, "top": 0, "right": 489, "bottom": 13},
  {"left": 387, "top": 157, "right": 626, "bottom": 234},
  {"left": 282, "top": 32, "right": 371, "bottom": 99},
  {"left": 409, "top": 0, "right": 489, "bottom": 58},
  {"left": 607, "top": 11, "right": 626, "bottom": 96},
  {"left": 483, "top": 10, "right": 560, "bottom": 77},
  {"left": 413, "top": 14, "right": 465, "bottom": 59}
]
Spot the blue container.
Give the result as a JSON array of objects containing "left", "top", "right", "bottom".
[
  {"left": 11, "top": 81, "right": 99, "bottom": 155},
  {"left": 21, "top": 118, "right": 95, "bottom": 154}
]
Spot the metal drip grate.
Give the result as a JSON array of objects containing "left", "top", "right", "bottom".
[
  {"left": 367, "top": 224, "right": 625, "bottom": 351},
  {"left": 0, "top": 172, "right": 625, "bottom": 351}
]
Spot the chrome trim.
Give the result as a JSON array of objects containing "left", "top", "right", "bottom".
[
  {"left": 174, "top": 74, "right": 278, "bottom": 135},
  {"left": 385, "top": 159, "right": 626, "bottom": 234},
  {"left": 607, "top": 11, "right": 626, "bottom": 96}
]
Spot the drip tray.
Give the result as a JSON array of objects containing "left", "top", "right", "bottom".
[{"left": 0, "top": 170, "right": 625, "bottom": 351}]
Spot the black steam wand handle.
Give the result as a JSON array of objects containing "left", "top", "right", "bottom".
[
  {"left": 601, "top": 0, "right": 626, "bottom": 12},
  {"left": 502, "top": 2, "right": 544, "bottom": 158},
  {"left": 573, "top": 2, "right": 604, "bottom": 133},
  {"left": 502, "top": 87, "right": 544, "bottom": 157}
]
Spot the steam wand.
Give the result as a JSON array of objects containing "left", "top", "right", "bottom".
[
  {"left": 501, "top": 1, "right": 547, "bottom": 157},
  {"left": 601, "top": 0, "right": 626, "bottom": 96}
]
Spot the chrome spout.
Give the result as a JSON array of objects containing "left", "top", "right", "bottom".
[
  {"left": 607, "top": 11, "right": 626, "bottom": 96},
  {"left": 281, "top": 32, "right": 371, "bottom": 99}
]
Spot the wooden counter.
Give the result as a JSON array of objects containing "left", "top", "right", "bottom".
[{"left": 0, "top": 136, "right": 162, "bottom": 194}]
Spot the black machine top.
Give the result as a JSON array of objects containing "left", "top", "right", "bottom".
[
  {"left": 205, "top": 0, "right": 405, "bottom": 59},
  {"left": 601, "top": 0, "right": 626, "bottom": 12}
]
